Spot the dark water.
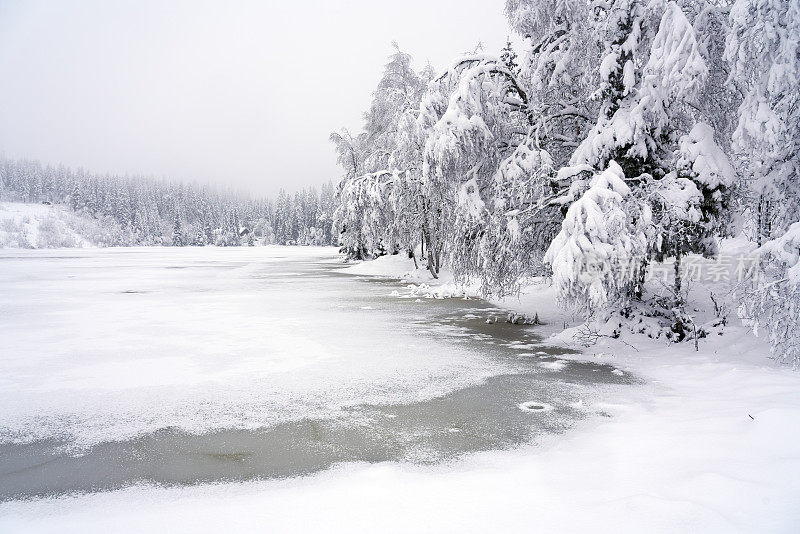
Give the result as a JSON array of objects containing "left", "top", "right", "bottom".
[{"left": 0, "top": 250, "right": 634, "bottom": 501}]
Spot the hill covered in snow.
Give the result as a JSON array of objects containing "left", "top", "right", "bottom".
[{"left": 0, "top": 202, "right": 121, "bottom": 248}]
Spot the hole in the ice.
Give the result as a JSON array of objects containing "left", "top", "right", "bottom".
[{"left": 518, "top": 401, "right": 554, "bottom": 413}]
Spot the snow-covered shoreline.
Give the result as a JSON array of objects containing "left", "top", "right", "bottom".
[{"left": 338, "top": 252, "right": 800, "bottom": 531}]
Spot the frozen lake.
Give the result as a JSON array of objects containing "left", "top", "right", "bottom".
[{"left": 0, "top": 246, "right": 631, "bottom": 500}]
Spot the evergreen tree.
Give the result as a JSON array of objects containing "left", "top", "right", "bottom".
[
  {"left": 554, "top": 1, "right": 733, "bottom": 319},
  {"left": 500, "top": 38, "right": 518, "bottom": 74},
  {"left": 172, "top": 213, "right": 184, "bottom": 247},
  {"left": 194, "top": 228, "right": 205, "bottom": 246},
  {"left": 69, "top": 182, "right": 83, "bottom": 212}
]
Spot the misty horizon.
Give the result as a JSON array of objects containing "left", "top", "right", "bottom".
[{"left": 0, "top": 0, "right": 514, "bottom": 197}]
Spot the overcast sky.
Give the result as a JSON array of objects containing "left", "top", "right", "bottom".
[{"left": 0, "top": 0, "right": 515, "bottom": 197}]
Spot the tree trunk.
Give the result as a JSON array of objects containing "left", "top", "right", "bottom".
[
  {"left": 674, "top": 252, "right": 683, "bottom": 309},
  {"left": 427, "top": 248, "right": 438, "bottom": 279},
  {"left": 757, "top": 195, "right": 764, "bottom": 247},
  {"left": 422, "top": 230, "right": 438, "bottom": 279},
  {"left": 757, "top": 194, "right": 775, "bottom": 246},
  {"left": 634, "top": 258, "right": 647, "bottom": 300}
]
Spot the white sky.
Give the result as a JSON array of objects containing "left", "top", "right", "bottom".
[{"left": 0, "top": 0, "right": 516, "bottom": 196}]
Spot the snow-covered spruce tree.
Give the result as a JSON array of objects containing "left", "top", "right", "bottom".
[
  {"left": 69, "top": 182, "right": 83, "bottom": 212},
  {"left": 318, "top": 180, "right": 337, "bottom": 245},
  {"left": 0, "top": 162, "right": 6, "bottom": 201},
  {"left": 545, "top": 161, "right": 647, "bottom": 315},
  {"left": 648, "top": 122, "right": 735, "bottom": 339},
  {"left": 172, "top": 212, "right": 184, "bottom": 247},
  {"left": 193, "top": 228, "right": 205, "bottom": 246},
  {"left": 230, "top": 211, "right": 242, "bottom": 246},
  {"left": 499, "top": 38, "right": 519, "bottom": 75},
  {"left": 564, "top": 0, "right": 681, "bottom": 182},
  {"left": 203, "top": 219, "right": 214, "bottom": 245},
  {"left": 640, "top": 4, "right": 734, "bottom": 311},
  {"left": 551, "top": 1, "right": 734, "bottom": 328},
  {"left": 549, "top": 0, "right": 661, "bottom": 308}
]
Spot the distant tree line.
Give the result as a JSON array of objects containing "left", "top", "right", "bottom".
[{"left": 0, "top": 158, "right": 337, "bottom": 247}]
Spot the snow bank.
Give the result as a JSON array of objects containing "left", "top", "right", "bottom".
[
  {"left": 343, "top": 254, "right": 575, "bottom": 332},
  {"left": 341, "top": 253, "right": 420, "bottom": 278}
]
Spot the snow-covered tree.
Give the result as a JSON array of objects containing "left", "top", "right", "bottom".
[
  {"left": 692, "top": 2, "right": 741, "bottom": 149},
  {"left": 419, "top": 54, "right": 536, "bottom": 282},
  {"left": 362, "top": 43, "right": 426, "bottom": 173},
  {"left": 193, "top": 228, "right": 205, "bottom": 246},
  {"left": 473, "top": 136, "right": 560, "bottom": 294},
  {"left": 743, "top": 223, "right": 800, "bottom": 366},
  {"left": 725, "top": 0, "right": 800, "bottom": 244},
  {"left": 551, "top": 1, "right": 734, "bottom": 320},
  {"left": 330, "top": 129, "right": 365, "bottom": 182},
  {"left": 645, "top": 122, "right": 735, "bottom": 316},
  {"left": 172, "top": 212, "right": 184, "bottom": 247},
  {"left": 505, "top": 0, "right": 600, "bottom": 167},
  {"left": 544, "top": 161, "right": 647, "bottom": 315},
  {"left": 565, "top": 1, "right": 706, "bottom": 182},
  {"left": 69, "top": 182, "right": 83, "bottom": 212},
  {"left": 332, "top": 170, "right": 398, "bottom": 259},
  {"left": 331, "top": 45, "right": 429, "bottom": 260},
  {"left": 726, "top": 0, "right": 800, "bottom": 364},
  {"left": 499, "top": 38, "right": 519, "bottom": 74}
]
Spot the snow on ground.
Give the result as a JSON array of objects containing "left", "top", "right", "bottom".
[
  {"left": 0, "top": 201, "right": 140, "bottom": 248},
  {"left": 0, "top": 202, "right": 100, "bottom": 248},
  {"left": 2, "top": 247, "right": 799, "bottom": 532},
  {"left": 344, "top": 254, "right": 576, "bottom": 331}
]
